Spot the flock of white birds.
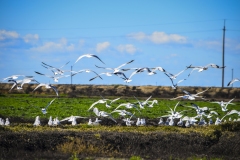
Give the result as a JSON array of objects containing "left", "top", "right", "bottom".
[{"left": 1, "top": 53, "right": 240, "bottom": 128}]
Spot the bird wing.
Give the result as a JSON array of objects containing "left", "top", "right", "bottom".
[
  {"left": 45, "top": 98, "right": 56, "bottom": 110},
  {"left": 195, "top": 87, "right": 210, "bottom": 96},
  {"left": 50, "top": 85, "right": 58, "bottom": 96},
  {"left": 116, "top": 60, "right": 134, "bottom": 69}
]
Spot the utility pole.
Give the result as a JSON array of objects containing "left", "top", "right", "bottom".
[
  {"left": 222, "top": 19, "right": 226, "bottom": 88},
  {"left": 71, "top": 65, "right": 73, "bottom": 86},
  {"left": 232, "top": 68, "right": 233, "bottom": 87}
]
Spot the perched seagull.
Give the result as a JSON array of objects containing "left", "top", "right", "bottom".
[
  {"left": 227, "top": 78, "right": 240, "bottom": 87},
  {"left": 1, "top": 75, "right": 25, "bottom": 82},
  {"left": 177, "top": 118, "right": 184, "bottom": 127},
  {"left": 5, "top": 118, "right": 10, "bottom": 126},
  {"left": 35, "top": 71, "right": 70, "bottom": 82},
  {"left": 48, "top": 116, "right": 53, "bottom": 126},
  {"left": 53, "top": 117, "right": 60, "bottom": 126},
  {"left": 187, "top": 63, "right": 225, "bottom": 77},
  {"left": 33, "top": 116, "right": 41, "bottom": 126},
  {"left": 33, "top": 83, "right": 58, "bottom": 96},
  {"left": 182, "top": 116, "right": 198, "bottom": 126},
  {"left": 74, "top": 53, "right": 105, "bottom": 65},
  {"left": 158, "top": 117, "right": 164, "bottom": 125},
  {"left": 211, "top": 98, "right": 235, "bottom": 112},
  {"left": 88, "top": 118, "right": 102, "bottom": 126},
  {"left": 41, "top": 98, "right": 56, "bottom": 114},
  {"left": 95, "top": 60, "right": 134, "bottom": 73},
  {"left": 170, "top": 88, "right": 210, "bottom": 100}
]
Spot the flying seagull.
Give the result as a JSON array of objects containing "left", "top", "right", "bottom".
[
  {"left": 74, "top": 54, "right": 105, "bottom": 65},
  {"left": 41, "top": 98, "right": 56, "bottom": 114},
  {"left": 95, "top": 60, "right": 134, "bottom": 73},
  {"left": 227, "top": 78, "right": 239, "bottom": 87}
]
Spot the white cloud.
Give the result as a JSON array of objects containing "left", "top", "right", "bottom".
[
  {"left": 96, "top": 41, "right": 110, "bottom": 53},
  {"left": 150, "top": 32, "right": 187, "bottom": 44},
  {"left": 117, "top": 44, "right": 137, "bottom": 54},
  {"left": 128, "top": 31, "right": 187, "bottom": 44},
  {"left": 0, "top": 30, "right": 19, "bottom": 40},
  {"left": 29, "top": 38, "right": 75, "bottom": 53},
  {"left": 23, "top": 34, "right": 39, "bottom": 43}
]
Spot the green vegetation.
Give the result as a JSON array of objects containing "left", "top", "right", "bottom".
[{"left": 0, "top": 95, "right": 239, "bottom": 121}]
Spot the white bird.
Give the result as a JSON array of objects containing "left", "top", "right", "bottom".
[
  {"left": 177, "top": 118, "right": 184, "bottom": 127},
  {"left": 134, "top": 95, "right": 152, "bottom": 109},
  {"left": 60, "top": 115, "right": 86, "bottom": 123},
  {"left": 8, "top": 79, "right": 23, "bottom": 91},
  {"left": 184, "top": 103, "right": 212, "bottom": 117},
  {"left": 123, "top": 67, "right": 150, "bottom": 83},
  {"left": 95, "top": 60, "right": 134, "bottom": 73},
  {"left": 111, "top": 109, "right": 134, "bottom": 117},
  {"left": 211, "top": 98, "right": 235, "bottom": 112},
  {"left": 53, "top": 117, "right": 60, "bottom": 126},
  {"left": 214, "top": 110, "right": 239, "bottom": 125},
  {"left": 74, "top": 54, "right": 105, "bottom": 65},
  {"left": 164, "top": 73, "right": 186, "bottom": 89},
  {"left": 161, "top": 101, "right": 186, "bottom": 119},
  {"left": 4, "top": 118, "right": 10, "bottom": 126},
  {"left": 19, "top": 76, "right": 39, "bottom": 88},
  {"left": 35, "top": 71, "right": 70, "bottom": 83},
  {"left": 170, "top": 88, "right": 210, "bottom": 100},
  {"left": 158, "top": 117, "right": 164, "bottom": 125},
  {"left": 182, "top": 116, "right": 199, "bottom": 126},
  {"left": 148, "top": 66, "right": 166, "bottom": 75},
  {"left": 48, "top": 116, "right": 53, "bottom": 126},
  {"left": 33, "top": 116, "right": 41, "bottom": 126},
  {"left": 147, "top": 100, "right": 158, "bottom": 108},
  {"left": 33, "top": 83, "right": 58, "bottom": 96},
  {"left": 165, "top": 68, "right": 187, "bottom": 80},
  {"left": 42, "top": 61, "right": 70, "bottom": 75},
  {"left": 88, "top": 118, "right": 101, "bottom": 126},
  {"left": 88, "top": 99, "right": 109, "bottom": 111},
  {"left": 41, "top": 98, "right": 56, "bottom": 114},
  {"left": 71, "top": 69, "right": 103, "bottom": 80},
  {"left": 187, "top": 63, "right": 225, "bottom": 77},
  {"left": 227, "top": 78, "right": 240, "bottom": 87},
  {"left": 93, "top": 107, "right": 116, "bottom": 123},
  {"left": 1, "top": 75, "right": 25, "bottom": 82}
]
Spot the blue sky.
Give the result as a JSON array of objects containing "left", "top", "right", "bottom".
[{"left": 0, "top": 0, "right": 240, "bottom": 87}]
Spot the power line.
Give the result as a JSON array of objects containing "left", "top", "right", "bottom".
[{"left": 4, "top": 19, "right": 224, "bottom": 31}]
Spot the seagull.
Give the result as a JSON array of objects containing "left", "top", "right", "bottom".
[
  {"left": 42, "top": 61, "right": 70, "bottom": 75},
  {"left": 74, "top": 53, "right": 105, "bottom": 65},
  {"left": 88, "top": 118, "right": 102, "bottom": 126},
  {"left": 71, "top": 69, "right": 103, "bottom": 80},
  {"left": 133, "top": 95, "right": 152, "bottom": 109},
  {"left": 148, "top": 66, "right": 166, "bottom": 75},
  {"left": 114, "top": 102, "right": 140, "bottom": 113},
  {"left": 19, "top": 76, "right": 39, "bottom": 88},
  {"left": 214, "top": 110, "right": 239, "bottom": 125},
  {"left": 95, "top": 60, "right": 134, "bottom": 73},
  {"left": 35, "top": 71, "right": 70, "bottom": 82},
  {"left": 164, "top": 73, "right": 186, "bottom": 89},
  {"left": 177, "top": 118, "right": 184, "bottom": 127},
  {"left": 147, "top": 100, "right": 158, "bottom": 108},
  {"left": 33, "top": 116, "right": 41, "bottom": 126},
  {"left": 184, "top": 103, "right": 212, "bottom": 117},
  {"left": 93, "top": 107, "right": 116, "bottom": 123},
  {"left": 170, "top": 88, "right": 210, "bottom": 100},
  {"left": 227, "top": 78, "right": 240, "bottom": 87},
  {"left": 8, "top": 79, "right": 23, "bottom": 91},
  {"left": 33, "top": 83, "right": 59, "bottom": 96},
  {"left": 48, "top": 116, "right": 53, "bottom": 126},
  {"left": 187, "top": 63, "right": 225, "bottom": 77},
  {"left": 164, "top": 68, "right": 187, "bottom": 80},
  {"left": 4, "top": 118, "right": 10, "bottom": 126},
  {"left": 60, "top": 115, "right": 86, "bottom": 125},
  {"left": 53, "top": 117, "right": 60, "bottom": 126},
  {"left": 123, "top": 67, "right": 150, "bottom": 83},
  {"left": 41, "top": 98, "right": 56, "bottom": 114},
  {"left": 161, "top": 101, "right": 187, "bottom": 119},
  {"left": 211, "top": 98, "right": 235, "bottom": 112},
  {"left": 87, "top": 98, "right": 109, "bottom": 111},
  {"left": 158, "top": 117, "right": 164, "bottom": 125},
  {"left": 1, "top": 75, "right": 25, "bottom": 82},
  {"left": 111, "top": 109, "right": 134, "bottom": 117}
]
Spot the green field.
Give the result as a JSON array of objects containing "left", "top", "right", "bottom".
[{"left": 0, "top": 94, "right": 239, "bottom": 123}]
